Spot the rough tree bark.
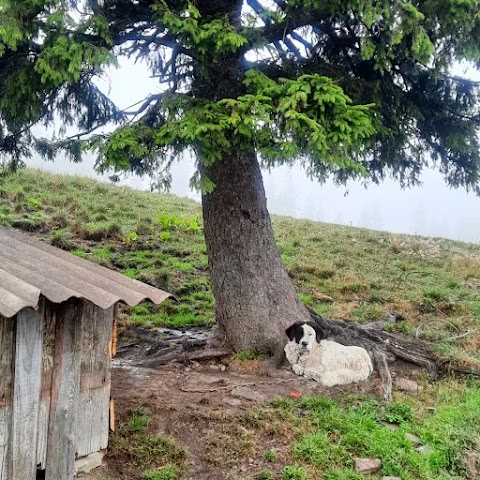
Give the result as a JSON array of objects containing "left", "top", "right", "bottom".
[{"left": 200, "top": 148, "right": 307, "bottom": 356}]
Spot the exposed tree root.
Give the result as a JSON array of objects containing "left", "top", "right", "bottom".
[
  {"left": 117, "top": 315, "right": 479, "bottom": 402},
  {"left": 307, "top": 308, "right": 480, "bottom": 401}
]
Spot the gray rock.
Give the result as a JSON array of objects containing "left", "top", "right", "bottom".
[
  {"left": 223, "top": 397, "right": 242, "bottom": 407},
  {"left": 381, "top": 477, "right": 401, "bottom": 480},
  {"left": 405, "top": 433, "right": 421, "bottom": 445},
  {"left": 231, "top": 386, "right": 267, "bottom": 402},
  {"left": 394, "top": 378, "right": 418, "bottom": 392},
  {"left": 354, "top": 458, "right": 382, "bottom": 474},
  {"left": 416, "top": 445, "right": 433, "bottom": 454}
]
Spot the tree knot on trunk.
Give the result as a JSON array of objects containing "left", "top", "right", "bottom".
[{"left": 240, "top": 209, "right": 255, "bottom": 223}]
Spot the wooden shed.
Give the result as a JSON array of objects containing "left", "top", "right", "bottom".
[{"left": 0, "top": 227, "right": 171, "bottom": 480}]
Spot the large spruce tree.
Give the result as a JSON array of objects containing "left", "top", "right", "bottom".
[{"left": 1, "top": 1, "right": 480, "bottom": 363}]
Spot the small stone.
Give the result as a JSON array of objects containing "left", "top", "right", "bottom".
[
  {"left": 223, "top": 397, "right": 242, "bottom": 407},
  {"left": 381, "top": 477, "right": 401, "bottom": 480},
  {"left": 209, "top": 364, "right": 220, "bottom": 370},
  {"left": 405, "top": 433, "right": 421, "bottom": 445},
  {"left": 416, "top": 445, "right": 433, "bottom": 454},
  {"left": 313, "top": 292, "right": 334, "bottom": 303},
  {"left": 394, "top": 378, "right": 418, "bottom": 392},
  {"left": 231, "top": 386, "right": 267, "bottom": 402},
  {"left": 195, "top": 374, "right": 225, "bottom": 386},
  {"left": 220, "top": 365, "right": 227, "bottom": 371},
  {"left": 354, "top": 458, "right": 382, "bottom": 475}
]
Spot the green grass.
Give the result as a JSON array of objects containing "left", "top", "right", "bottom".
[
  {"left": 109, "top": 408, "right": 186, "bottom": 474},
  {"left": 1, "top": 168, "right": 480, "bottom": 366},
  {"left": 248, "top": 381, "right": 480, "bottom": 480},
  {"left": 263, "top": 448, "right": 277, "bottom": 462},
  {"left": 143, "top": 465, "right": 181, "bottom": 480},
  {"left": 234, "top": 350, "right": 267, "bottom": 362},
  {"left": 283, "top": 465, "right": 309, "bottom": 480}
]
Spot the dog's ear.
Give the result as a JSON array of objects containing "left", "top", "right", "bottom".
[
  {"left": 308, "top": 322, "right": 326, "bottom": 343},
  {"left": 285, "top": 324, "right": 297, "bottom": 341}
]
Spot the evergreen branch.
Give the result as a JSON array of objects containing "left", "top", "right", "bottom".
[
  {"left": 243, "top": 12, "right": 327, "bottom": 49},
  {"left": 113, "top": 31, "right": 196, "bottom": 59},
  {"left": 290, "top": 31, "right": 315, "bottom": 53},
  {"left": 242, "top": 12, "right": 359, "bottom": 58},
  {"left": 123, "top": 93, "right": 164, "bottom": 117}
]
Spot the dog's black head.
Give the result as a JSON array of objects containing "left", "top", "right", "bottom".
[{"left": 285, "top": 321, "right": 326, "bottom": 350}]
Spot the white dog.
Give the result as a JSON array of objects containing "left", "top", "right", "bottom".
[{"left": 284, "top": 321, "right": 373, "bottom": 387}]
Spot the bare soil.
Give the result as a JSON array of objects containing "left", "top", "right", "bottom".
[{"left": 77, "top": 326, "right": 414, "bottom": 480}]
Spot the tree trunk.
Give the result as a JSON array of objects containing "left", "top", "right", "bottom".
[{"left": 201, "top": 148, "right": 307, "bottom": 356}]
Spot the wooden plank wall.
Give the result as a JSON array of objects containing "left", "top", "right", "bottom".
[
  {"left": 11, "top": 306, "right": 44, "bottom": 480},
  {"left": 45, "top": 299, "right": 83, "bottom": 480},
  {"left": 0, "top": 299, "right": 114, "bottom": 480},
  {"left": 0, "top": 315, "right": 14, "bottom": 480},
  {"left": 37, "top": 301, "right": 57, "bottom": 470},
  {"left": 75, "top": 302, "right": 113, "bottom": 459}
]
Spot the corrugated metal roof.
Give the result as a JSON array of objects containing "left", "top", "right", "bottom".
[{"left": 0, "top": 227, "right": 172, "bottom": 318}]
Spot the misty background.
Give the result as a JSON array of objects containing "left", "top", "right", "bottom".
[{"left": 27, "top": 58, "right": 480, "bottom": 244}]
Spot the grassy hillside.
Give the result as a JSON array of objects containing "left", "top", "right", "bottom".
[
  {"left": 0, "top": 168, "right": 479, "bottom": 366},
  {"left": 1, "top": 169, "right": 480, "bottom": 480}
]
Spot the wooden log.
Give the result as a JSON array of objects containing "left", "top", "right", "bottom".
[
  {"left": 0, "top": 315, "right": 14, "bottom": 480},
  {"left": 11, "top": 307, "right": 44, "bottom": 480},
  {"left": 75, "top": 303, "right": 113, "bottom": 459},
  {"left": 45, "top": 299, "right": 83, "bottom": 480}
]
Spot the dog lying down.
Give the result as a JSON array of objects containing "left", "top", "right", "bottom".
[{"left": 284, "top": 321, "right": 373, "bottom": 387}]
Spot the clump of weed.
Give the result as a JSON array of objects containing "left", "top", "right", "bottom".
[
  {"left": 11, "top": 215, "right": 45, "bottom": 231},
  {"left": 50, "top": 229, "right": 76, "bottom": 250},
  {"left": 263, "top": 448, "right": 277, "bottom": 462},
  {"left": 109, "top": 408, "right": 186, "bottom": 472},
  {"left": 82, "top": 222, "right": 122, "bottom": 241},
  {"left": 255, "top": 471, "right": 275, "bottom": 480},
  {"left": 283, "top": 465, "right": 309, "bottom": 480},
  {"left": 143, "top": 465, "right": 180, "bottom": 480},
  {"left": 234, "top": 351, "right": 266, "bottom": 362},
  {"left": 49, "top": 211, "right": 69, "bottom": 228},
  {"left": 383, "top": 402, "right": 414, "bottom": 425}
]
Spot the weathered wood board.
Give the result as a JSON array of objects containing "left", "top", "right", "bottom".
[
  {"left": 11, "top": 307, "right": 44, "bottom": 480},
  {"left": 0, "top": 298, "right": 115, "bottom": 480},
  {"left": 0, "top": 316, "right": 14, "bottom": 480},
  {"left": 75, "top": 302, "right": 113, "bottom": 459},
  {"left": 45, "top": 299, "right": 83, "bottom": 480},
  {"left": 37, "top": 301, "right": 57, "bottom": 470}
]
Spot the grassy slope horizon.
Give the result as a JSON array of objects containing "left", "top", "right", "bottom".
[
  {"left": 0, "top": 168, "right": 479, "bottom": 367},
  {"left": 1, "top": 168, "right": 480, "bottom": 480}
]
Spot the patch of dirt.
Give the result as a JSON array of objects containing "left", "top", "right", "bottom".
[
  {"left": 462, "top": 450, "right": 480, "bottom": 479},
  {"left": 77, "top": 327, "right": 416, "bottom": 480}
]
